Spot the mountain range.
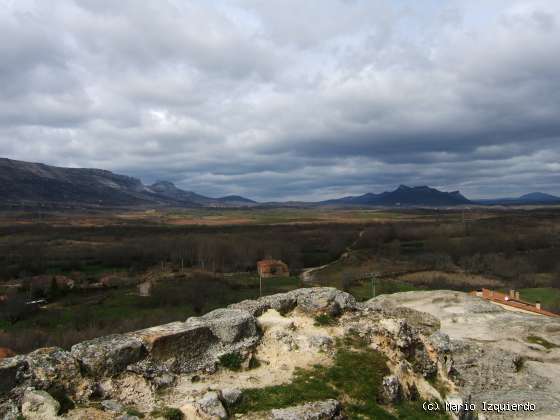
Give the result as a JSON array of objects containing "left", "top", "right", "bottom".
[
  {"left": 1, "top": 157, "right": 559, "bottom": 208},
  {"left": 0, "top": 158, "right": 256, "bottom": 208},
  {"left": 319, "top": 185, "right": 471, "bottom": 206}
]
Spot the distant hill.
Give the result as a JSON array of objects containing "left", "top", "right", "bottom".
[
  {"left": 320, "top": 185, "right": 472, "bottom": 207},
  {"left": 475, "top": 192, "right": 560, "bottom": 205},
  {"left": 0, "top": 158, "right": 256, "bottom": 208},
  {"left": 2, "top": 157, "right": 559, "bottom": 209}
]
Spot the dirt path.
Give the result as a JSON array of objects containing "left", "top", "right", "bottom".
[{"left": 300, "top": 228, "right": 365, "bottom": 283}]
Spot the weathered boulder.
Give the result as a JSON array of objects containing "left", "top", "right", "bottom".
[
  {"left": 220, "top": 387, "right": 242, "bottom": 405},
  {"left": 269, "top": 399, "right": 344, "bottom": 420},
  {"left": 132, "top": 321, "right": 218, "bottom": 373},
  {"left": 195, "top": 391, "right": 227, "bottom": 419},
  {"left": 0, "top": 355, "right": 27, "bottom": 396},
  {"left": 365, "top": 300, "right": 440, "bottom": 335},
  {"left": 71, "top": 334, "right": 145, "bottom": 377},
  {"left": 378, "top": 318, "right": 416, "bottom": 352},
  {"left": 197, "top": 308, "right": 258, "bottom": 344},
  {"left": 21, "top": 389, "right": 60, "bottom": 420},
  {"left": 229, "top": 288, "right": 356, "bottom": 318},
  {"left": 0, "top": 400, "right": 21, "bottom": 420},
  {"left": 259, "top": 293, "right": 298, "bottom": 314},
  {"left": 228, "top": 299, "right": 270, "bottom": 317},
  {"left": 290, "top": 288, "right": 356, "bottom": 316},
  {"left": 380, "top": 375, "right": 401, "bottom": 404},
  {"left": 101, "top": 399, "right": 124, "bottom": 413},
  {"left": 26, "top": 347, "right": 83, "bottom": 397}
]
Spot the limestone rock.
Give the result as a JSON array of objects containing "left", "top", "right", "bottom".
[
  {"left": 132, "top": 322, "right": 218, "bottom": 373},
  {"left": 257, "top": 309, "right": 295, "bottom": 332},
  {"left": 220, "top": 387, "right": 242, "bottom": 405},
  {"left": 229, "top": 288, "right": 356, "bottom": 318},
  {"left": 380, "top": 375, "right": 401, "bottom": 404},
  {"left": 101, "top": 399, "right": 124, "bottom": 413},
  {"left": 26, "top": 347, "right": 84, "bottom": 398},
  {"left": 0, "top": 355, "right": 27, "bottom": 395},
  {"left": 228, "top": 299, "right": 270, "bottom": 317},
  {"left": 22, "top": 389, "right": 60, "bottom": 420},
  {"left": 290, "top": 288, "right": 356, "bottom": 316},
  {"left": 269, "top": 399, "right": 344, "bottom": 420},
  {"left": 0, "top": 400, "right": 21, "bottom": 420},
  {"left": 198, "top": 308, "right": 258, "bottom": 344},
  {"left": 259, "top": 293, "right": 298, "bottom": 314},
  {"left": 71, "top": 334, "right": 145, "bottom": 377},
  {"left": 427, "top": 331, "right": 451, "bottom": 354},
  {"left": 196, "top": 391, "right": 227, "bottom": 419}
]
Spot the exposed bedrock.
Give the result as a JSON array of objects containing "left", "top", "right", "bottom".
[{"left": 1, "top": 287, "right": 559, "bottom": 419}]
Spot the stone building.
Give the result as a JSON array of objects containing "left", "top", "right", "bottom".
[{"left": 257, "top": 259, "right": 290, "bottom": 278}]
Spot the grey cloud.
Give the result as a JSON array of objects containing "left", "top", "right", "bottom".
[{"left": 0, "top": 0, "right": 560, "bottom": 201}]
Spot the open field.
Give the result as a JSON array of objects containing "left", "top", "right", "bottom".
[
  {"left": 0, "top": 206, "right": 499, "bottom": 227},
  {"left": 1, "top": 207, "right": 560, "bottom": 354}
]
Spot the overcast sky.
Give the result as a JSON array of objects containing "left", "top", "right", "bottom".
[{"left": 1, "top": 0, "right": 559, "bottom": 201}]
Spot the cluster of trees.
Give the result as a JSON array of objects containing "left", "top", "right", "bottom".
[
  {"left": 354, "top": 215, "right": 560, "bottom": 288},
  {"left": 0, "top": 223, "right": 360, "bottom": 281}
]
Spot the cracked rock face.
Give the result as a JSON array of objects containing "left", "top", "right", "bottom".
[
  {"left": 71, "top": 334, "right": 145, "bottom": 377},
  {"left": 371, "top": 290, "right": 560, "bottom": 419}
]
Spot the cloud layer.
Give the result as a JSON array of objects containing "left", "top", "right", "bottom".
[{"left": 1, "top": 0, "right": 559, "bottom": 200}]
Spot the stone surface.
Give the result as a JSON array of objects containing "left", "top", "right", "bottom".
[
  {"left": 370, "top": 290, "right": 560, "bottom": 419},
  {"left": 71, "top": 334, "right": 145, "bottom": 377},
  {"left": 101, "top": 399, "right": 124, "bottom": 412},
  {"left": 0, "top": 355, "right": 27, "bottom": 395},
  {"left": 196, "top": 391, "right": 227, "bottom": 419},
  {"left": 26, "top": 347, "right": 84, "bottom": 397},
  {"left": 220, "top": 387, "right": 242, "bottom": 405},
  {"left": 290, "top": 288, "right": 356, "bottom": 316},
  {"left": 21, "top": 389, "right": 60, "bottom": 420},
  {"left": 380, "top": 375, "right": 401, "bottom": 404},
  {"left": 132, "top": 321, "right": 218, "bottom": 373},
  {"left": 270, "top": 399, "right": 344, "bottom": 420},
  {"left": 4, "top": 288, "right": 560, "bottom": 420},
  {"left": 198, "top": 308, "right": 258, "bottom": 344},
  {"left": 257, "top": 309, "right": 295, "bottom": 332}
]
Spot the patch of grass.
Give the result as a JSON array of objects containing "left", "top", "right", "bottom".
[
  {"left": 519, "top": 288, "right": 560, "bottom": 311},
  {"left": 232, "top": 336, "right": 389, "bottom": 416},
  {"left": 150, "top": 406, "right": 183, "bottom": 420},
  {"left": 219, "top": 352, "right": 244, "bottom": 371},
  {"left": 526, "top": 335, "right": 559, "bottom": 349},
  {"left": 314, "top": 314, "right": 337, "bottom": 326},
  {"left": 125, "top": 407, "right": 145, "bottom": 418},
  {"left": 427, "top": 376, "right": 451, "bottom": 399},
  {"left": 231, "top": 334, "right": 450, "bottom": 419}
]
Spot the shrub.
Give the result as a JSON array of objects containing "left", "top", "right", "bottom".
[
  {"left": 219, "top": 352, "right": 244, "bottom": 371},
  {"left": 314, "top": 314, "right": 336, "bottom": 326},
  {"left": 150, "top": 407, "right": 183, "bottom": 420}
]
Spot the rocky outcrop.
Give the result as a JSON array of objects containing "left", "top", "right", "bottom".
[
  {"left": 21, "top": 388, "right": 61, "bottom": 420},
  {"left": 370, "top": 290, "right": 560, "bottom": 419},
  {"left": 229, "top": 287, "right": 356, "bottom": 317},
  {"left": 71, "top": 335, "right": 145, "bottom": 377},
  {"left": 1, "top": 287, "right": 559, "bottom": 419},
  {"left": 269, "top": 399, "right": 344, "bottom": 420}
]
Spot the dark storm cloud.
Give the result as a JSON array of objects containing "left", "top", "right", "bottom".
[{"left": 1, "top": 0, "right": 559, "bottom": 201}]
